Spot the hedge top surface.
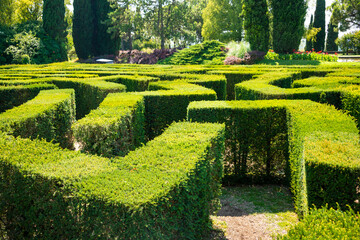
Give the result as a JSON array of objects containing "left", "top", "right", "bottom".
[
  {"left": 0, "top": 121, "right": 224, "bottom": 209},
  {"left": 74, "top": 93, "right": 144, "bottom": 126},
  {"left": 78, "top": 122, "right": 224, "bottom": 208},
  {"left": 0, "top": 133, "right": 116, "bottom": 181},
  {"left": 0, "top": 89, "right": 74, "bottom": 129},
  {"left": 188, "top": 99, "right": 359, "bottom": 167}
]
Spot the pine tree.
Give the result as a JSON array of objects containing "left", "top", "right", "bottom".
[
  {"left": 270, "top": 0, "right": 307, "bottom": 53},
  {"left": 305, "top": 15, "right": 314, "bottom": 51},
  {"left": 242, "top": 0, "right": 270, "bottom": 52},
  {"left": 313, "top": 0, "right": 325, "bottom": 51},
  {"left": 73, "top": 0, "right": 94, "bottom": 59},
  {"left": 326, "top": 13, "right": 339, "bottom": 51},
  {"left": 43, "top": 0, "right": 67, "bottom": 61}
]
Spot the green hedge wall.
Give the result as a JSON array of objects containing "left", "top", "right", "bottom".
[
  {"left": 187, "top": 100, "right": 360, "bottom": 217},
  {"left": 0, "top": 83, "right": 57, "bottom": 113},
  {"left": 280, "top": 206, "right": 360, "bottom": 239},
  {"left": 0, "top": 122, "right": 224, "bottom": 239},
  {"left": 140, "top": 81, "right": 217, "bottom": 139},
  {"left": 0, "top": 89, "right": 75, "bottom": 148},
  {"left": 51, "top": 78, "right": 126, "bottom": 119},
  {"left": 102, "top": 75, "right": 160, "bottom": 92},
  {"left": 73, "top": 93, "right": 145, "bottom": 157}
]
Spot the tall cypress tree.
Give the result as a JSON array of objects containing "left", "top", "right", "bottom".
[
  {"left": 43, "top": 0, "right": 68, "bottom": 61},
  {"left": 313, "top": 0, "right": 326, "bottom": 51},
  {"left": 92, "top": 0, "right": 117, "bottom": 56},
  {"left": 270, "top": 0, "right": 307, "bottom": 53},
  {"left": 326, "top": 13, "right": 339, "bottom": 51},
  {"left": 242, "top": 0, "right": 270, "bottom": 52},
  {"left": 73, "top": 0, "right": 94, "bottom": 59},
  {"left": 305, "top": 15, "right": 314, "bottom": 51}
]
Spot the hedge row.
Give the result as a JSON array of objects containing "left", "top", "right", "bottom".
[
  {"left": 51, "top": 78, "right": 126, "bottom": 119},
  {"left": 0, "top": 89, "right": 75, "bottom": 148},
  {"left": 0, "top": 122, "right": 225, "bottom": 239},
  {"left": 73, "top": 93, "right": 145, "bottom": 157},
  {"left": 142, "top": 81, "right": 217, "bottom": 139},
  {"left": 187, "top": 100, "right": 360, "bottom": 217},
  {"left": 0, "top": 83, "right": 56, "bottom": 112},
  {"left": 281, "top": 206, "right": 360, "bottom": 239}
]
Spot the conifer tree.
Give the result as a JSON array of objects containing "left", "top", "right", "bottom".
[
  {"left": 242, "top": 0, "right": 269, "bottom": 52},
  {"left": 73, "top": 0, "right": 94, "bottom": 59},
  {"left": 326, "top": 13, "right": 339, "bottom": 51},
  {"left": 305, "top": 15, "right": 314, "bottom": 51},
  {"left": 92, "top": 0, "right": 117, "bottom": 56},
  {"left": 313, "top": 0, "right": 326, "bottom": 51},
  {"left": 270, "top": 0, "right": 307, "bottom": 53},
  {"left": 43, "top": 0, "right": 67, "bottom": 61}
]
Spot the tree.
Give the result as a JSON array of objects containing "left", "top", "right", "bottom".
[
  {"left": 43, "top": 0, "right": 67, "bottom": 61},
  {"left": 92, "top": 0, "right": 117, "bottom": 55},
  {"left": 330, "top": 0, "right": 360, "bottom": 31},
  {"left": 17, "top": 0, "right": 43, "bottom": 23},
  {"left": 313, "top": 0, "right": 326, "bottom": 51},
  {"left": 270, "top": 0, "right": 307, "bottom": 53},
  {"left": 202, "top": 0, "right": 242, "bottom": 42},
  {"left": 0, "top": 0, "right": 16, "bottom": 26},
  {"left": 242, "top": 0, "right": 270, "bottom": 52},
  {"left": 326, "top": 13, "right": 339, "bottom": 51},
  {"left": 73, "top": 0, "right": 94, "bottom": 59},
  {"left": 305, "top": 15, "right": 314, "bottom": 51}
]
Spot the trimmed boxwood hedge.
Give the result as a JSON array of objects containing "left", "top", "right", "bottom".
[
  {"left": 0, "top": 89, "right": 75, "bottom": 148},
  {"left": 51, "top": 78, "right": 126, "bottom": 119},
  {"left": 0, "top": 122, "right": 224, "bottom": 239},
  {"left": 280, "top": 206, "right": 360, "bottom": 239},
  {"left": 140, "top": 81, "right": 217, "bottom": 139},
  {"left": 187, "top": 100, "right": 360, "bottom": 217},
  {"left": 73, "top": 93, "right": 145, "bottom": 157},
  {"left": 0, "top": 83, "right": 57, "bottom": 113}
]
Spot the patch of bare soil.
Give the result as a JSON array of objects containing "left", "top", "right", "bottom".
[{"left": 211, "top": 185, "right": 298, "bottom": 240}]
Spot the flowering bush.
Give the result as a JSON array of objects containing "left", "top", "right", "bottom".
[{"left": 264, "top": 49, "right": 338, "bottom": 62}]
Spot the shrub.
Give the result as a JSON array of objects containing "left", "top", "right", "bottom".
[
  {"left": 0, "top": 83, "right": 57, "bottom": 113},
  {"left": 73, "top": 93, "right": 145, "bottom": 157},
  {"left": 280, "top": 206, "right": 360, "bottom": 239},
  {"left": 264, "top": 49, "right": 338, "bottom": 62},
  {"left": 0, "top": 122, "right": 225, "bottom": 239},
  {"left": 0, "top": 89, "right": 75, "bottom": 148},
  {"left": 159, "top": 40, "right": 226, "bottom": 65},
  {"left": 336, "top": 31, "right": 360, "bottom": 54},
  {"left": 224, "top": 56, "right": 244, "bottom": 65},
  {"left": 188, "top": 99, "right": 360, "bottom": 217},
  {"left": 5, "top": 31, "right": 40, "bottom": 64},
  {"left": 226, "top": 41, "right": 251, "bottom": 58}
]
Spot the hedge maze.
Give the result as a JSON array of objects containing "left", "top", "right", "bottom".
[{"left": 1, "top": 62, "right": 360, "bottom": 238}]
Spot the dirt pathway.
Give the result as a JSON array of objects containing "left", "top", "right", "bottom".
[{"left": 211, "top": 185, "right": 298, "bottom": 240}]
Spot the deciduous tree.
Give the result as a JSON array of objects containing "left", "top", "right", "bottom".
[
  {"left": 202, "top": 0, "right": 242, "bottom": 42},
  {"left": 330, "top": 0, "right": 360, "bottom": 31}
]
